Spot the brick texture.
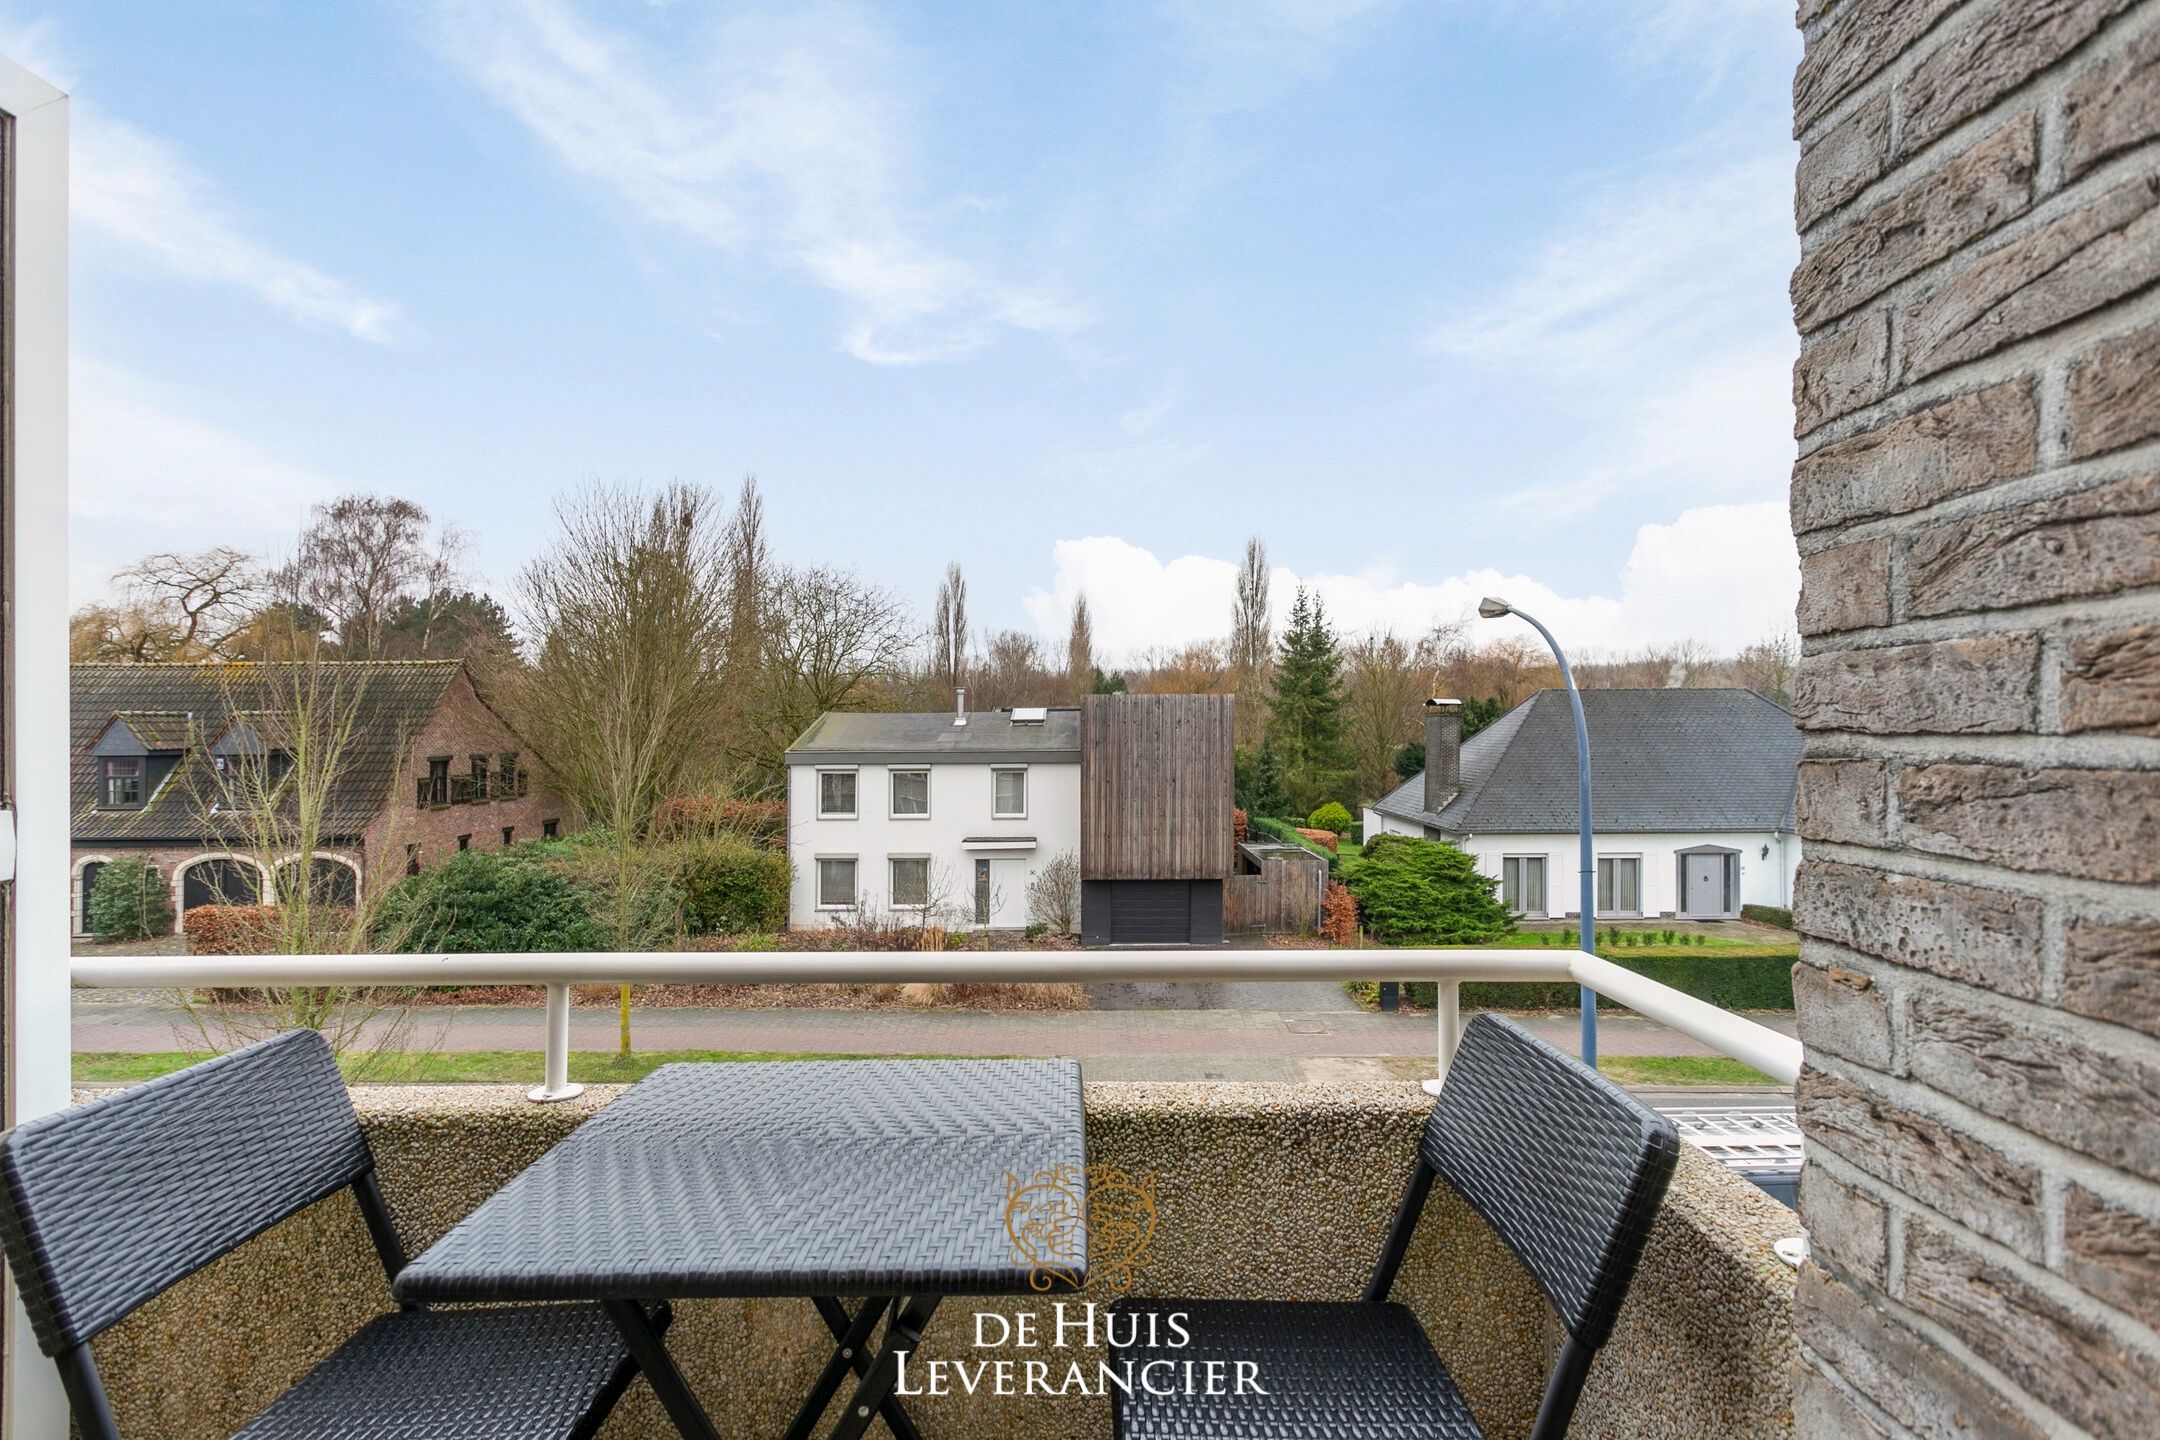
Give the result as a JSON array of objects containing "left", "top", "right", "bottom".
[{"left": 1789, "top": 5, "right": 2160, "bottom": 1430}]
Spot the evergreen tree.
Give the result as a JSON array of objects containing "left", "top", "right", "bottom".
[
  {"left": 1264, "top": 588, "right": 1353, "bottom": 813},
  {"left": 1236, "top": 738, "right": 1291, "bottom": 818}
]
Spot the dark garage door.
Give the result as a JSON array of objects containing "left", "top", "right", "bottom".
[
  {"left": 1083, "top": 880, "right": 1225, "bottom": 946},
  {"left": 183, "top": 859, "right": 260, "bottom": 910}
]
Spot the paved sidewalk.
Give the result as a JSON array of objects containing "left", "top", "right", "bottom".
[{"left": 72, "top": 994, "right": 1796, "bottom": 1069}]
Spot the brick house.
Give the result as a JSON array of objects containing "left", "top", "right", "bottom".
[{"left": 71, "top": 660, "right": 572, "bottom": 935}]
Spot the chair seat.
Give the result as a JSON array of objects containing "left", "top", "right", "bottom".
[
  {"left": 1111, "top": 1299, "right": 1483, "bottom": 1440},
  {"left": 232, "top": 1303, "right": 655, "bottom": 1440}
]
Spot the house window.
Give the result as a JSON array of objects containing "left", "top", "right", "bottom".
[
  {"left": 993, "top": 767, "right": 1027, "bottom": 818},
  {"left": 890, "top": 856, "right": 930, "bottom": 909},
  {"left": 423, "top": 756, "right": 451, "bottom": 806},
  {"left": 406, "top": 844, "right": 421, "bottom": 877},
  {"left": 457, "top": 834, "right": 472, "bottom": 851},
  {"left": 502, "top": 826, "right": 515, "bottom": 846},
  {"left": 818, "top": 769, "right": 857, "bottom": 818},
  {"left": 1501, "top": 855, "right": 1548, "bottom": 916},
  {"left": 890, "top": 769, "right": 930, "bottom": 817},
  {"left": 497, "top": 751, "right": 519, "bottom": 799},
  {"left": 100, "top": 757, "right": 143, "bottom": 808},
  {"left": 542, "top": 818, "right": 559, "bottom": 838},
  {"left": 1597, "top": 856, "right": 1642, "bottom": 916},
  {"left": 817, "top": 857, "right": 858, "bottom": 909},
  {"left": 471, "top": 754, "right": 490, "bottom": 796}
]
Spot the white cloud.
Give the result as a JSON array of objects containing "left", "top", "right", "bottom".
[
  {"left": 0, "top": 18, "right": 402, "bottom": 341},
  {"left": 425, "top": 0, "right": 1084, "bottom": 363},
  {"left": 1426, "top": 148, "right": 1798, "bottom": 521},
  {"left": 1020, "top": 502, "right": 1797, "bottom": 661},
  {"left": 70, "top": 358, "right": 337, "bottom": 598}
]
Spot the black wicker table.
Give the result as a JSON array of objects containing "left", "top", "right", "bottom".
[{"left": 395, "top": 1058, "right": 1087, "bottom": 1440}]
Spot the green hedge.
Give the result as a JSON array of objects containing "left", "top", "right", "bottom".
[
  {"left": 1741, "top": 903, "right": 1795, "bottom": 930},
  {"left": 376, "top": 846, "right": 611, "bottom": 953},
  {"left": 87, "top": 856, "right": 174, "bottom": 941},
  {"left": 1404, "top": 952, "right": 1795, "bottom": 1012},
  {"left": 671, "top": 834, "right": 792, "bottom": 935}
]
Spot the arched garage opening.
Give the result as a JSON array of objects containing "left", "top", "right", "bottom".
[
  {"left": 274, "top": 853, "right": 360, "bottom": 908},
  {"left": 173, "top": 855, "right": 267, "bottom": 927}
]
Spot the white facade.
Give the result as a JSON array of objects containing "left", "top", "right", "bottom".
[
  {"left": 786, "top": 759, "right": 1082, "bottom": 930},
  {"left": 1361, "top": 809, "right": 1798, "bottom": 920}
]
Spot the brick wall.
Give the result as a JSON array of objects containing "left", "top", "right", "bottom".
[
  {"left": 1787, "top": 2, "right": 2160, "bottom": 1435},
  {"left": 363, "top": 668, "right": 572, "bottom": 873}
]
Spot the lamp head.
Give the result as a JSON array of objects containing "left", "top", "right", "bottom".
[{"left": 1477, "top": 596, "right": 1512, "bottom": 620}]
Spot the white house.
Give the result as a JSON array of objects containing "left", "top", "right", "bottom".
[
  {"left": 784, "top": 703, "right": 1084, "bottom": 930},
  {"left": 1364, "top": 689, "right": 1803, "bottom": 921}
]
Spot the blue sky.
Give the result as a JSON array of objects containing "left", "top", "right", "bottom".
[{"left": 15, "top": 0, "right": 1804, "bottom": 661}]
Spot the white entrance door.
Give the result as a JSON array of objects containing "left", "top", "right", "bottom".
[{"left": 1682, "top": 853, "right": 1727, "bottom": 917}]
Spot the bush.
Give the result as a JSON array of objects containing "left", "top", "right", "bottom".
[
  {"left": 1320, "top": 880, "right": 1359, "bottom": 946},
  {"left": 86, "top": 856, "right": 173, "bottom": 941},
  {"left": 1307, "top": 801, "right": 1353, "bottom": 835},
  {"left": 1294, "top": 827, "right": 1340, "bottom": 853},
  {"left": 1340, "top": 835, "right": 1513, "bottom": 945},
  {"left": 184, "top": 905, "right": 281, "bottom": 955},
  {"left": 375, "top": 847, "right": 611, "bottom": 953},
  {"left": 669, "top": 834, "right": 791, "bottom": 934},
  {"left": 1742, "top": 904, "right": 1794, "bottom": 930},
  {"left": 653, "top": 794, "right": 787, "bottom": 849},
  {"left": 1407, "top": 954, "right": 1795, "bottom": 1012},
  {"left": 1027, "top": 851, "right": 1081, "bottom": 933},
  {"left": 1249, "top": 815, "right": 1337, "bottom": 866}
]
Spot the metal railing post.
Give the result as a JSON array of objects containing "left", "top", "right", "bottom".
[
  {"left": 1421, "top": 979, "right": 1463, "bottom": 1097},
  {"left": 527, "top": 982, "right": 585, "bottom": 1104}
]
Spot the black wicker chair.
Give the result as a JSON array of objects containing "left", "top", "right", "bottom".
[
  {"left": 0, "top": 1028, "right": 666, "bottom": 1440},
  {"left": 1112, "top": 1013, "right": 1680, "bottom": 1440}
]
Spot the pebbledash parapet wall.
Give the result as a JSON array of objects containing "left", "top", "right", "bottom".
[
  {"left": 1785, "top": 1, "right": 2160, "bottom": 1436},
  {"left": 85, "top": 1083, "right": 1799, "bottom": 1440}
]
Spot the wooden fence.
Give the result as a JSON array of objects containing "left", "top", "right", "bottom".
[{"left": 1224, "top": 849, "right": 1328, "bottom": 935}]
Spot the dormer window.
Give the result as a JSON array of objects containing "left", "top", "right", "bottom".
[{"left": 101, "top": 757, "right": 143, "bottom": 809}]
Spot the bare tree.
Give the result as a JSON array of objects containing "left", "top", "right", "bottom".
[
  {"left": 736, "top": 564, "right": 916, "bottom": 783},
  {"left": 932, "top": 561, "right": 969, "bottom": 697},
  {"left": 1342, "top": 631, "right": 1432, "bottom": 804},
  {"left": 1065, "top": 593, "right": 1094, "bottom": 701},
  {"left": 1129, "top": 639, "right": 1231, "bottom": 694},
  {"left": 722, "top": 475, "right": 771, "bottom": 688},
  {"left": 1734, "top": 630, "right": 1798, "bottom": 705},
  {"left": 1231, "top": 536, "right": 1272, "bottom": 744},
  {"left": 509, "top": 483, "right": 733, "bottom": 1054},
  {"left": 971, "top": 629, "right": 1056, "bottom": 711},
  {"left": 282, "top": 494, "right": 454, "bottom": 658},
  {"left": 1026, "top": 851, "right": 1081, "bottom": 933},
  {"left": 71, "top": 547, "right": 263, "bottom": 661}
]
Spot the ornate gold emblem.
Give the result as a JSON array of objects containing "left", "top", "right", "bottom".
[{"left": 1005, "top": 1163, "right": 1157, "bottom": 1292}]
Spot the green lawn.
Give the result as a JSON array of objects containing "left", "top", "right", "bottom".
[
  {"left": 73, "top": 1049, "right": 977, "bottom": 1085},
  {"left": 1482, "top": 931, "right": 1799, "bottom": 959},
  {"left": 1597, "top": 1055, "right": 1779, "bottom": 1087}
]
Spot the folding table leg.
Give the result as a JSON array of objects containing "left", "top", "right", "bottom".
[
  {"left": 783, "top": 1298, "right": 893, "bottom": 1440},
  {"left": 825, "top": 1295, "right": 941, "bottom": 1440},
  {"left": 603, "top": 1298, "right": 722, "bottom": 1440},
  {"left": 813, "top": 1297, "right": 925, "bottom": 1440}
]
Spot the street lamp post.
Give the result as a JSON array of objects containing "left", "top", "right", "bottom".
[{"left": 1478, "top": 596, "right": 1598, "bottom": 1069}]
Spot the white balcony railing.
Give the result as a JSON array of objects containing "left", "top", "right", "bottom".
[{"left": 71, "top": 948, "right": 1803, "bottom": 1103}]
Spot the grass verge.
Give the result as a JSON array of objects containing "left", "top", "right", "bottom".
[
  {"left": 1597, "top": 1055, "right": 1778, "bottom": 1087},
  {"left": 73, "top": 1049, "right": 975, "bottom": 1085}
]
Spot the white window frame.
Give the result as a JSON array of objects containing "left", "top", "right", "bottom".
[
  {"left": 889, "top": 767, "right": 931, "bottom": 819},
  {"left": 815, "top": 855, "right": 859, "bottom": 910},
  {"left": 992, "top": 765, "right": 1028, "bottom": 819},
  {"left": 1597, "top": 854, "right": 1644, "bottom": 918},
  {"left": 888, "top": 855, "right": 931, "bottom": 911},
  {"left": 816, "top": 767, "right": 858, "bottom": 819},
  {"left": 1501, "top": 854, "right": 1549, "bottom": 917}
]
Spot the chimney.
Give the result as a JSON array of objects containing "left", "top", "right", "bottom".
[
  {"left": 1423, "top": 698, "right": 1462, "bottom": 812},
  {"left": 953, "top": 687, "right": 967, "bottom": 726}
]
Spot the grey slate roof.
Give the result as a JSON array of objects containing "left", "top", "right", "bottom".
[
  {"left": 1371, "top": 688, "right": 1801, "bottom": 834},
  {"left": 73, "top": 661, "right": 465, "bottom": 842},
  {"left": 785, "top": 708, "right": 1081, "bottom": 764}
]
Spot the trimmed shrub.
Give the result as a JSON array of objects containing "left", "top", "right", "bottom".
[
  {"left": 1307, "top": 801, "right": 1353, "bottom": 835},
  {"left": 86, "top": 856, "right": 173, "bottom": 941},
  {"left": 670, "top": 834, "right": 791, "bottom": 935},
  {"left": 1340, "top": 835, "right": 1513, "bottom": 945},
  {"left": 1294, "top": 827, "right": 1340, "bottom": 854},
  {"left": 1741, "top": 903, "right": 1794, "bottom": 930},
  {"left": 184, "top": 905, "right": 281, "bottom": 955},
  {"left": 1406, "top": 954, "right": 1795, "bottom": 1012},
  {"left": 1249, "top": 815, "right": 1338, "bottom": 866},
  {"left": 375, "top": 847, "right": 610, "bottom": 953}
]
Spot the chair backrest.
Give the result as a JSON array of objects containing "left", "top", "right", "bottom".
[
  {"left": 1415, "top": 1014, "right": 1678, "bottom": 1351},
  {"left": 0, "top": 1028, "right": 373, "bottom": 1357}
]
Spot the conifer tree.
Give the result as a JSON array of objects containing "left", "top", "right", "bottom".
[{"left": 1264, "top": 587, "right": 1353, "bottom": 814}]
